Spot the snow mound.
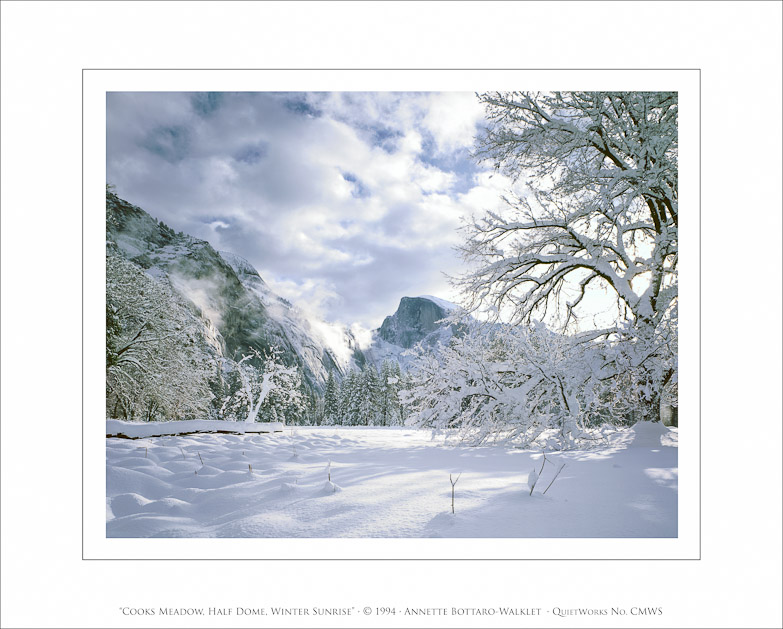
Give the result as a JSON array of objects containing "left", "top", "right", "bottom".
[
  {"left": 111, "top": 493, "right": 153, "bottom": 517},
  {"left": 320, "top": 481, "right": 342, "bottom": 495},
  {"left": 629, "top": 421, "right": 672, "bottom": 448}
]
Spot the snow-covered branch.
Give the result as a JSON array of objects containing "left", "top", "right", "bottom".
[
  {"left": 452, "top": 92, "right": 678, "bottom": 431},
  {"left": 220, "top": 347, "right": 302, "bottom": 424},
  {"left": 106, "top": 253, "right": 218, "bottom": 422}
]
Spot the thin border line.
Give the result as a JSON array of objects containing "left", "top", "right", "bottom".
[
  {"left": 698, "top": 68, "right": 702, "bottom": 561},
  {"left": 81, "top": 70, "right": 86, "bottom": 561},
  {"left": 84, "top": 68, "right": 700, "bottom": 561},
  {"left": 86, "top": 67, "right": 700, "bottom": 71}
]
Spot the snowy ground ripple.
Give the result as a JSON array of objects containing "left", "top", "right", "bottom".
[{"left": 106, "top": 425, "right": 677, "bottom": 538}]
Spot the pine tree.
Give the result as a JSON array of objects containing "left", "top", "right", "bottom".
[
  {"left": 395, "top": 362, "right": 409, "bottom": 426},
  {"left": 359, "top": 365, "right": 382, "bottom": 425},
  {"left": 379, "top": 361, "right": 392, "bottom": 426},
  {"left": 349, "top": 369, "right": 364, "bottom": 426},
  {"left": 323, "top": 371, "right": 340, "bottom": 425},
  {"left": 339, "top": 369, "right": 361, "bottom": 426},
  {"left": 379, "top": 360, "right": 403, "bottom": 426}
]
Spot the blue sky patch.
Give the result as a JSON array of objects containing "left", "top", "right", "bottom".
[
  {"left": 370, "top": 126, "right": 403, "bottom": 153},
  {"left": 234, "top": 142, "right": 268, "bottom": 165},
  {"left": 342, "top": 172, "right": 371, "bottom": 198},
  {"left": 419, "top": 134, "right": 478, "bottom": 195}
]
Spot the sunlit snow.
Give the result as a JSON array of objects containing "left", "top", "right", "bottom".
[{"left": 107, "top": 424, "right": 677, "bottom": 538}]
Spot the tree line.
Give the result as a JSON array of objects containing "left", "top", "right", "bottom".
[
  {"left": 105, "top": 253, "right": 409, "bottom": 426},
  {"left": 321, "top": 361, "right": 408, "bottom": 426}
]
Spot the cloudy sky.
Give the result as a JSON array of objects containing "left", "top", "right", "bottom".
[{"left": 106, "top": 92, "right": 512, "bottom": 329}]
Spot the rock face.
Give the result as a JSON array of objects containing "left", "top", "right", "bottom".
[
  {"left": 106, "top": 192, "right": 361, "bottom": 393},
  {"left": 378, "top": 296, "right": 450, "bottom": 349},
  {"left": 219, "top": 250, "right": 361, "bottom": 387}
]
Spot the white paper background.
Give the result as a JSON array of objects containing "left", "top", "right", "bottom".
[{"left": 1, "top": 1, "right": 781, "bottom": 628}]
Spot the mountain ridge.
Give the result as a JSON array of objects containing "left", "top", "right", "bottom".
[{"left": 106, "top": 192, "right": 456, "bottom": 395}]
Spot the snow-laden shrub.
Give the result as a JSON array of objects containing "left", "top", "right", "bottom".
[{"left": 401, "top": 321, "right": 675, "bottom": 449}]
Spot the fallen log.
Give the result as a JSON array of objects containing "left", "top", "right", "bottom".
[{"left": 106, "top": 419, "right": 285, "bottom": 439}]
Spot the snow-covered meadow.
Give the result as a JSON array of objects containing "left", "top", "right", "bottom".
[{"left": 106, "top": 423, "right": 677, "bottom": 538}]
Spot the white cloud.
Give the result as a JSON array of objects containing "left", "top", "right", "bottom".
[
  {"left": 107, "top": 91, "right": 504, "bottom": 328},
  {"left": 423, "top": 92, "right": 486, "bottom": 155}
]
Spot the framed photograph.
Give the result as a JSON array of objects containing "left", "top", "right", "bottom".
[{"left": 84, "top": 70, "right": 699, "bottom": 560}]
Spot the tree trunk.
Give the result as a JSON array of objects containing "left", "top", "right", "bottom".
[
  {"left": 659, "top": 368, "right": 677, "bottom": 426},
  {"left": 660, "top": 399, "right": 677, "bottom": 427}
]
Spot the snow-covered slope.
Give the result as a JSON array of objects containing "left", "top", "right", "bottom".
[
  {"left": 106, "top": 192, "right": 362, "bottom": 393},
  {"left": 219, "top": 251, "right": 363, "bottom": 384}
]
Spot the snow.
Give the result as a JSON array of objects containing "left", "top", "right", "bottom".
[
  {"left": 360, "top": 331, "right": 419, "bottom": 369},
  {"left": 628, "top": 420, "right": 672, "bottom": 447},
  {"left": 217, "top": 250, "right": 261, "bottom": 278},
  {"left": 417, "top": 294, "right": 460, "bottom": 311},
  {"left": 527, "top": 467, "right": 539, "bottom": 494},
  {"left": 106, "top": 419, "right": 284, "bottom": 439},
  {"left": 107, "top": 423, "right": 677, "bottom": 538}
]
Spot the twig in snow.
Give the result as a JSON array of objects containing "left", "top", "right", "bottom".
[
  {"left": 542, "top": 463, "right": 566, "bottom": 495},
  {"left": 528, "top": 468, "right": 539, "bottom": 496},
  {"left": 539, "top": 453, "right": 548, "bottom": 475},
  {"left": 248, "top": 464, "right": 252, "bottom": 473},
  {"left": 179, "top": 447, "right": 186, "bottom": 460},
  {"left": 198, "top": 451, "right": 204, "bottom": 465},
  {"left": 450, "top": 473, "right": 462, "bottom": 514}
]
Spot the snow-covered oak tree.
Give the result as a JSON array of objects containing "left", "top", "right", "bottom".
[
  {"left": 463, "top": 91, "right": 677, "bottom": 333},
  {"left": 219, "top": 347, "right": 302, "bottom": 423},
  {"left": 106, "top": 253, "right": 218, "bottom": 421},
  {"left": 458, "top": 92, "right": 678, "bottom": 422}
]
